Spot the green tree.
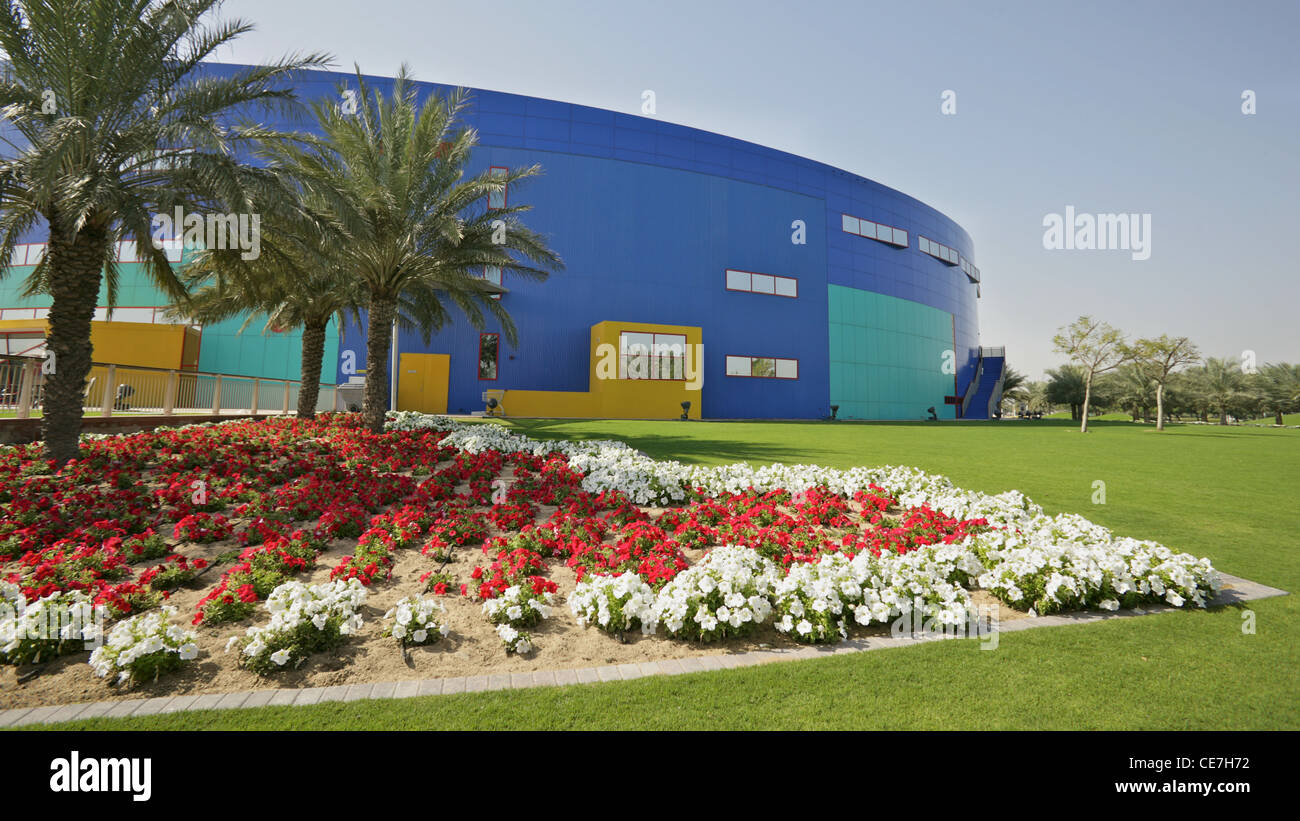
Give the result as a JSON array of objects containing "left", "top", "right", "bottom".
[
  {"left": 1130, "top": 335, "right": 1201, "bottom": 431},
  {"left": 1258, "top": 363, "right": 1300, "bottom": 425},
  {"left": 1196, "top": 357, "right": 1249, "bottom": 425},
  {"left": 175, "top": 194, "right": 361, "bottom": 418},
  {"left": 0, "top": 0, "right": 327, "bottom": 462},
  {"left": 1045, "top": 365, "right": 1086, "bottom": 420},
  {"left": 263, "top": 66, "right": 563, "bottom": 433},
  {"left": 1052, "top": 316, "right": 1130, "bottom": 433},
  {"left": 999, "top": 365, "right": 1029, "bottom": 408},
  {"left": 1111, "top": 364, "right": 1156, "bottom": 422}
]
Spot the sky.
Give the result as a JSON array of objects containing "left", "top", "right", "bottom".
[{"left": 211, "top": 0, "right": 1299, "bottom": 379}]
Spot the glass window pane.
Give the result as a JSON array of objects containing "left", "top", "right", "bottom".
[
  {"left": 751, "top": 357, "right": 776, "bottom": 378},
  {"left": 841, "top": 214, "right": 859, "bottom": 234},
  {"left": 726, "top": 269, "right": 751, "bottom": 291},
  {"left": 774, "top": 276, "right": 797, "bottom": 297},
  {"left": 892, "top": 228, "right": 908, "bottom": 246},
  {"left": 653, "top": 334, "right": 685, "bottom": 380},
  {"left": 725, "top": 356, "right": 750, "bottom": 376},
  {"left": 751, "top": 274, "right": 775, "bottom": 294},
  {"left": 478, "top": 334, "right": 499, "bottom": 379},
  {"left": 776, "top": 359, "right": 798, "bottom": 379}
]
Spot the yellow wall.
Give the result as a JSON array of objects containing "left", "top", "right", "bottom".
[
  {"left": 0, "top": 319, "right": 188, "bottom": 369},
  {"left": 499, "top": 320, "right": 703, "bottom": 420}
]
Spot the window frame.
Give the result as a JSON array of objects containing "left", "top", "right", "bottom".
[
  {"left": 724, "top": 354, "right": 800, "bottom": 380},
  {"left": 724, "top": 269, "right": 799, "bottom": 299},
  {"left": 488, "top": 166, "right": 508, "bottom": 210},
  {"left": 477, "top": 332, "right": 500, "bottom": 381},
  {"left": 619, "top": 331, "right": 688, "bottom": 381}
]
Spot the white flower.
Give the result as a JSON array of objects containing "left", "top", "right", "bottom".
[{"left": 270, "top": 649, "right": 291, "bottom": 666}]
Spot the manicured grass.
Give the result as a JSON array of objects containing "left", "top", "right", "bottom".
[
  {"left": 30, "top": 418, "right": 1300, "bottom": 731},
  {"left": 1249, "top": 413, "right": 1300, "bottom": 426}
]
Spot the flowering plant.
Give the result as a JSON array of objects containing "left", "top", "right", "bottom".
[
  {"left": 226, "top": 579, "right": 367, "bottom": 675},
  {"left": 0, "top": 585, "right": 101, "bottom": 665},
  {"left": 88, "top": 606, "right": 199, "bottom": 685},
  {"left": 495, "top": 623, "right": 534, "bottom": 655},
  {"left": 569, "top": 572, "right": 658, "bottom": 636},
  {"left": 652, "top": 546, "right": 779, "bottom": 642},
  {"left": 481, "top": 581, "right": 555, "bottom": 629},
  {"left": 382, "top": 596, "right": 447, "bottom": 646}
]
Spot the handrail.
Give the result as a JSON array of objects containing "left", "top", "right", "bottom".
[
  {"left": 0, "top": 354, "right": 338, "bottom": 420},
  {"left": 961, "top": 352, "right": 984, "bottom": 419},
  {"left": 988, "top": 366, "right": 1006, "bottom": 419}
]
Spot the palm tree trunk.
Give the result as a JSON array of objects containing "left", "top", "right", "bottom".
[
  {"left": 41, "top": 221, "right": 108, "bottom": 464},
  {"left": 1155, "top": 383, "right": 1165, "bottom": 431},
  {"left": 362, "top": 293, "right": 396, "bottom": 432},
  {"left": 297, "top": 317, "right": 328, "bottom": 418},
  {"left": 1276, "top": 410, "right": 1284, "bottom": 426}
]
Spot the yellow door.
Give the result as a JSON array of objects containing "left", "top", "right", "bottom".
[{"left": 397, "top": 353, "right": 450, "bottom": 414}]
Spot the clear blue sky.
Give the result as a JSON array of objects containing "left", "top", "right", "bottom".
[{"left": 215, "top": 0, "right": 1299, "bottom": 379}]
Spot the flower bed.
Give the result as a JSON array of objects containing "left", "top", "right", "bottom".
[{"left": 0, "top": 412, "right": 1222, "bottom": 708}]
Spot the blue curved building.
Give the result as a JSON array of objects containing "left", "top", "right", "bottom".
[
  {"left": 319, "top": 68, "right": 1000, "bottom": 420},
  {"left": 1, "top": 64, "right": 1003, "bottom": 420}
]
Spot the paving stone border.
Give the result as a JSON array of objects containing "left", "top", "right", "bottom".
[{"left": 0, "top": 572, "right": 1285, "bottom": 729}]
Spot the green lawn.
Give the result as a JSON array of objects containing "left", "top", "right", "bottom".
[
  {"left": 28, "top": 418, "right": 1300, "bottom": 730},
  {"left": 1250, "top": 413, "right": 1300, "bottom": 426}
]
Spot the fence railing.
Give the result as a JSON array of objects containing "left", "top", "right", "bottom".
[{"left": 0, "top": 356, "right": 338, "bottom": 420}]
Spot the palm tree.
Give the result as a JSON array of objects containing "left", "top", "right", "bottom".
[
  {"left": 1258, "top": 363, "right": 1300, "bottom": 425},
  {"left": 1000, "top": 365, "right": 1028, "bottom": 401},
  {"left": 175, "top": 195, "right": 361, "bottom": 418},
  {"left": 1196, "top": 357, "right": 1248, "bottom": 424},
  {"left": 1112, "top": 363, "right": 1156, "bottom": 421},
  {"left": 1045, "top": 365, "right": 1086, "bottom": 420},
  {"left": 261, "top": 66, "right": 564, "bottom": 432},
  {"left": 0, "top": 0, "right": 327, "bottom": 463}
]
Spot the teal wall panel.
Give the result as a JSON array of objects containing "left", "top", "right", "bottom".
[{"left": 828, "top": 284, "right": 955, "bottom": 420}]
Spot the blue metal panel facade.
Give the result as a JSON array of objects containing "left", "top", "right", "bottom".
[{"left": 11, "top": 64, "right": 979, "bottom": 420}]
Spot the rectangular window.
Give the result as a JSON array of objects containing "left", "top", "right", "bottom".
[
  {"left": 919, "top": 235, "right": 960, "bottom": 265},
  {"left": 620, "top": 331, "right": 686, "bottom": 380},
  {"left": 725, "top": 355, "right": 798, "bottom": 380},
  {"left": 841, "top": 212, "right": 907, "bottom": 247},
  {"left": 724, "top": 269, "right": 798, "bottom": 299},
  {"left": 488, "top": 166, "right": 507, "bottom": 210},
  {"left": 478, "top": 333, "right": 499, "bottom": 380},
  {"left": 483, "top": 265, "right": 503, "bottom": 300}
]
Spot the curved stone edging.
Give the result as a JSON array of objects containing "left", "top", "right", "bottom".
[{"left": 0, "top": 572, "right": 1285, "bottom": 729}]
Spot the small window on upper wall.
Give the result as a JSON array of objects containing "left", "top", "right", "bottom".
[
  {"left": 726, "top": 269, "right": 751, "bottom": 291},
  {"left": 478, "top": 333, "right": 499, "bottom": 380},
  {"left": 725, "top": 269, "right": 798, "bottom": 299},
  {"left": 484, "top": 265, "right": 502, "bottom": 300},
  {"left": 841, "top": 214, "right": 860, "bottom": 234},
  {"left": 488, "top": 166, "right": 507, "bottom": 209}
]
